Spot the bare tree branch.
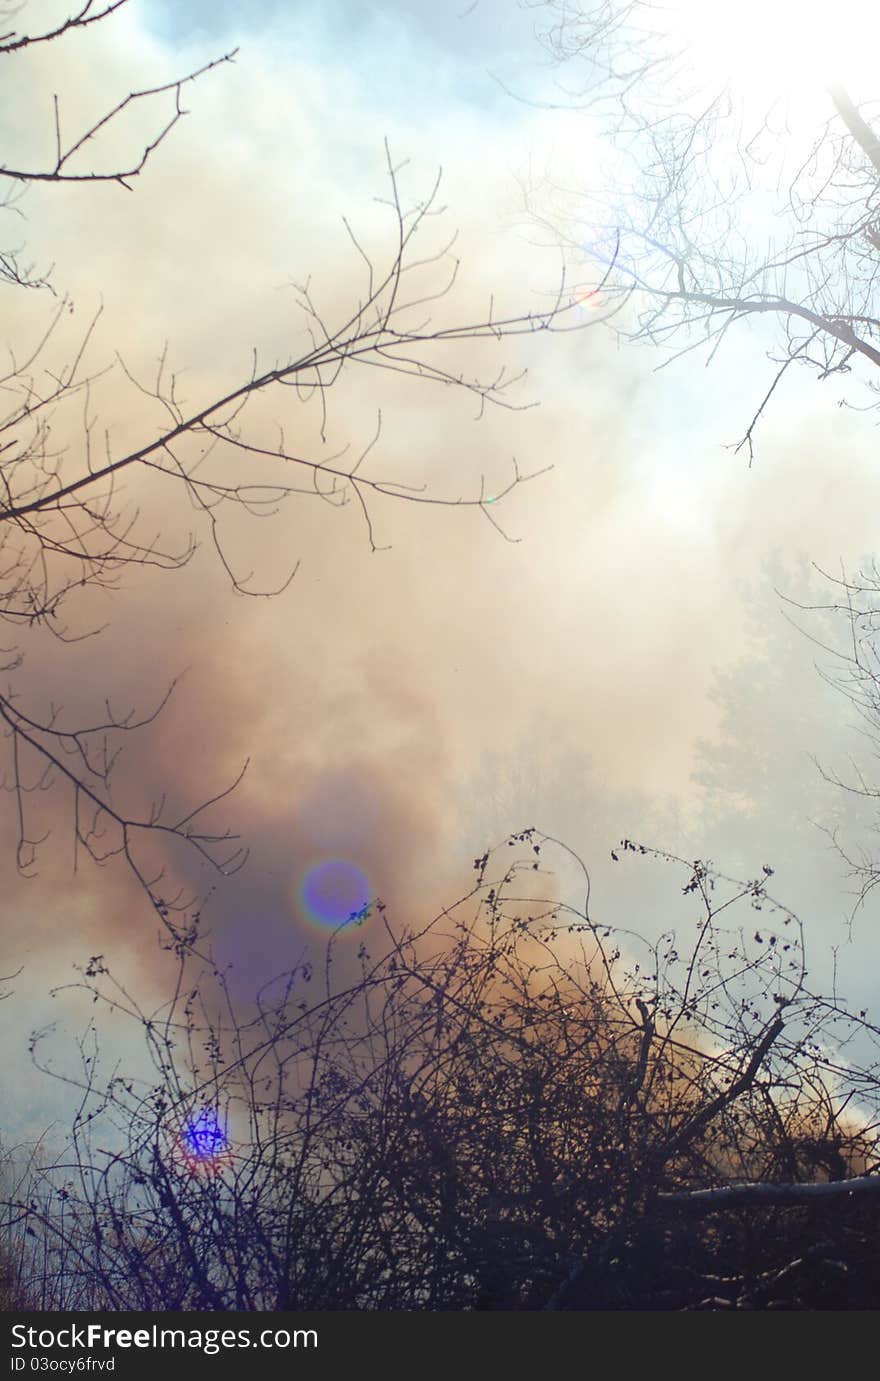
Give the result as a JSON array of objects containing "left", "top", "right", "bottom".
[
  {"left": 658, "top": 1173, "right": 880, "bottom": 1211},
  {"left": 519, "top": 2, "right": 880, "bottom": 452}
]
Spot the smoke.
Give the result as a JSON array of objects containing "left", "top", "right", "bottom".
[{"left": 3, "top": 2, "right": 880, "bottom": 1146}]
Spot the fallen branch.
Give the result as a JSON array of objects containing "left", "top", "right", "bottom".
[{"left": 657, "top": 1174, "right": 880, "bottom": 1212}]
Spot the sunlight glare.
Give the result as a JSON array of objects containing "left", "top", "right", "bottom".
[{"left": 672, "top": 0, "right": 880, "bottom": 100}]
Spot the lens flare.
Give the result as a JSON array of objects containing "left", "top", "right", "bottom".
[
  {"left": 176, "top": 1108, "right": 230, "bottom": 1176},
  {"left": 571, "top": 284, "right": 603, "bottom": 314},
  {"left": 299, "top": 859, "right": 372, "bottom": 930}
]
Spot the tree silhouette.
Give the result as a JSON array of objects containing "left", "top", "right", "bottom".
[
  {"left": 520, "top": 1, "right": 880, "bottom": 917},
  {"left": 523, "top": 0, "right": 880, "bottom": 459},
  {"left": 1, "top": 2, "right": 613, "bottom": 919},
  {"left": 3, "top": 835, "right": 877, "bottom": 1310}
]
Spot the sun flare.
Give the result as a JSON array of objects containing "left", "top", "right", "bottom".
[{"left": 672, "top": 0, "right": 880, "bottom": 103}]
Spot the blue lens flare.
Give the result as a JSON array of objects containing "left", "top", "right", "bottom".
[
  {"left": 181, "top": 1108, "right": 229, "bottom": 1163},
  {"left": 299, "top": 859, "right": 372, "bottom": 930}
]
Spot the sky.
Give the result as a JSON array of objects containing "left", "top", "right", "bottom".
[{"left": 2, "top": 0, "right": 880, "bottom": 1142}]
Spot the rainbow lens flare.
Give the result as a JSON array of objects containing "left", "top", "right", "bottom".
[
  {"left": 571, "top": 284, "right": 603, "bottom": 312},
  {"left": 299, "top": 859, "right": 372, "bottom": 930}
]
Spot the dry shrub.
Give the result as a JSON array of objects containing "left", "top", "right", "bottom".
[{"left": 4, "top": 834, "right": 879, "bottom": 1309}]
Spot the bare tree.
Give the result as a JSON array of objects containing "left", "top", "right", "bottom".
[
  {"left": 1, "top": 2, "right": 615, "bottom": 918},
  {"left": 513, "top": 2, "right": 880, "bottom": 909},
  {"left": 0, "top": 1, "right": 237, "bottom": 289},
  {"left": 780, "top": 560, "right": 880, "bottom": 914},
  {"left": 3, "top": 834, "right": 878, "bottom": 1310},
  {"left": 520, "top": 0, "right": 880, "bottom": 460}
]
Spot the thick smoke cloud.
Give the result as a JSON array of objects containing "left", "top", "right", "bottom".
[{"left": 3, "top": 2, "right": 880, "bottom": 1141}]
